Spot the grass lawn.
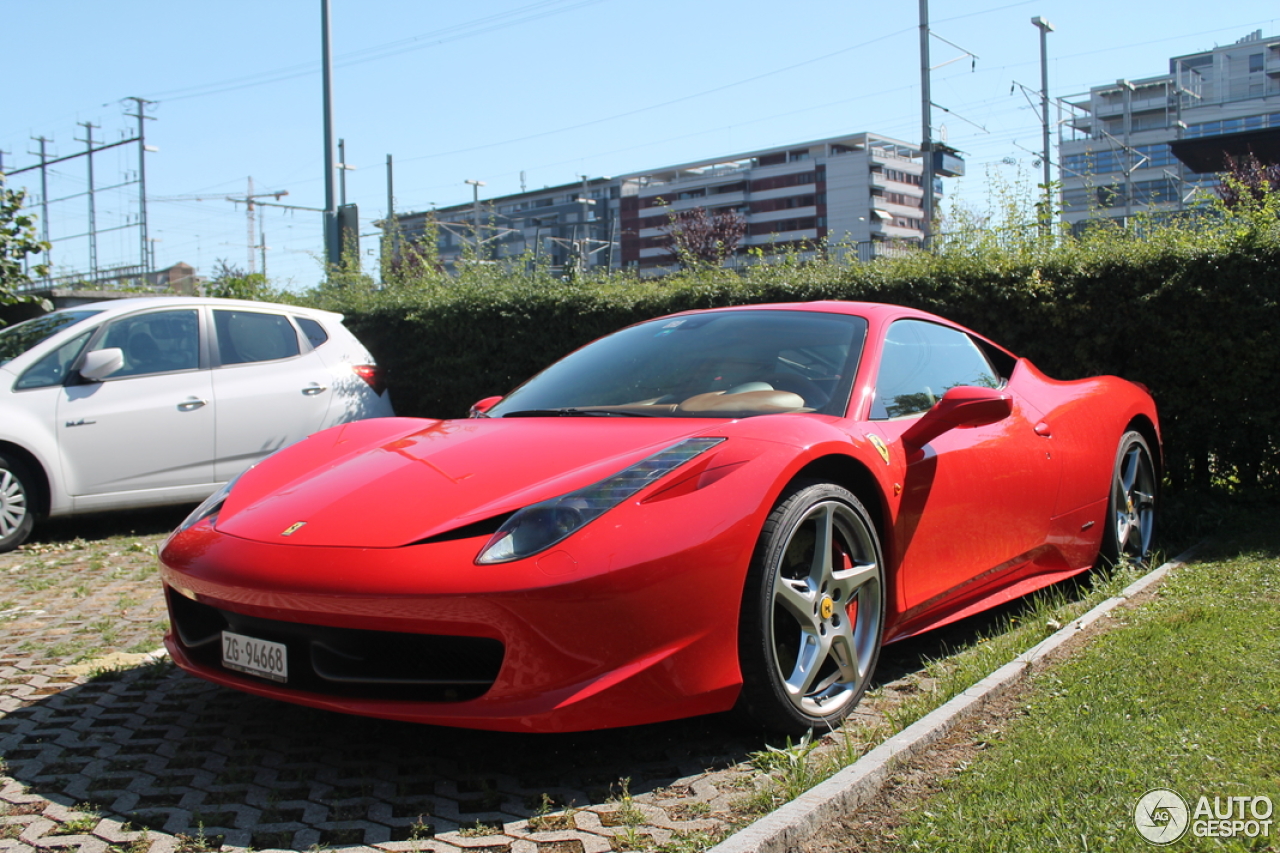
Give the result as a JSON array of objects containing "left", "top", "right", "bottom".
[{"left": 865, "top": 516, "right": 1280, "bottom": 852}]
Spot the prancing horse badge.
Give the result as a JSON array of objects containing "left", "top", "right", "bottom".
[{"left": 867, "top": 434, "right": 891, "bottom": 465}]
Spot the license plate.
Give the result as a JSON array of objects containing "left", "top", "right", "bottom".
[{"left": 221, "top": 631, "right": 288, "bottom": 683}]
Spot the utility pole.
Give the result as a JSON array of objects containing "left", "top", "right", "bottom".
[
  {"left": 124, "top": 97, "right": 156, "bottom": 272},
  {"left": 384, "top": 153, "right": 398, "bottom": 269},
  {"left": 385, "top": 154, "right": 394, "bottom": 227},
  {"left": 247, "top": 177, "right": 257, "bottom": 274},
  {"left": 465, "top": 179, "right": 485, "bottom": 253},
  {"left": 227, "top": 180, "right": 289, "bottom": 276},
  {"left": 919, "top": 0, "right": 934, "bottom": 248},
  {"left": 77, "top": 122, "right": 100, "bottom": 278},
  {"left": 1032, "top": 17, "right": 1055, "bottom": 231},
  {"left": 337, "top": 138, "right": 357, "bottom": 206},
  {"left": 321, "top": 0, "right": 339, "bottom": 270},
  {"left": 576, "top": 174, "right": 596, "bottom": 275},
  {"left": 30, "top": 136, "right": 52, "bottom": 278},
  {"left": 7, "top": 112, "right": 149, "bottom": 284}
]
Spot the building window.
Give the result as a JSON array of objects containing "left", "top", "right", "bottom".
[
  {"left": 750, "top": 171, "right": 818, "bottom": 192},
  {"left": 1096, "top": 185, "right": 1125, "bottom": 208},
  {"left": 748, "top": 217, "right": 817, "bottom": 235},
  {"left": 1250, "top": 53, "right": 1264, "bottom": 73},
  {"left": 1132, "top": 114, "right": 1168, "bottom": 132}
]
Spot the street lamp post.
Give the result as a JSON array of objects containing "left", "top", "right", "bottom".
[
  {"left": 321, "top": 0, "right": 339, "bottom": 269},
  {"left": 1032, "top": 15, "right": 1055, "bottom": 230}
]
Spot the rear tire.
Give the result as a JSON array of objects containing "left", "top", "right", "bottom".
[
  {"left": 735, "top": 481, "right": 884, "bottom": 734},
  {"left": 1100, "top": 431, "right": 1156, "bottom": 566},
  {"left": 0, "top": 453, "right": 36, "bottom": 553}
]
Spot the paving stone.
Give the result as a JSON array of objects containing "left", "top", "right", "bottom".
[{"left": 0, "top": 522, "right": 966, "bottom": 853}]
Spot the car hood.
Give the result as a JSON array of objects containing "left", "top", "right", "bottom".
[{"left": 214, "top": 416, "right": 738, "bottom": 548}]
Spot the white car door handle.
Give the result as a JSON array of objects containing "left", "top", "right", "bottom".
[
  {"left": 177, "top": 399, "right": 208, "bottom": 412},
  {"left": 302, "top": 384, "right": 329, "bottom": 396}
]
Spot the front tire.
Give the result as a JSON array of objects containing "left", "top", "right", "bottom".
[
  {"left": 0, "top": 453, "right": 36, "bottom": 553},
  {"left": 736, "top": 481, "right": 885, "bottom": 734},
  {"left": 1100, "top": 431, "right": 1156, "bottom": 566}
]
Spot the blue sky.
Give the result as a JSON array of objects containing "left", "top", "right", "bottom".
[{"left": 4, "top": 1, "right": 1278, "bottom": 291}]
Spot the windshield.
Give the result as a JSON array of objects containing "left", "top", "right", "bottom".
[
  {"left": 489, "top": 310, "right": 867, "bottom": 419},
  {"left": 0, "top": 310, "right": 101, "bottom": 367}
]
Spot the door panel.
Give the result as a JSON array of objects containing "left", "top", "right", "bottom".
[
  {"left": 869, "top": 319, "right": 1056, "bottom": 615},
  {"left": 57, "top": 308, "right": 215, "bottom": 497},
  {"left": 882, "top": 399, "right": 1054, "bottom": 612},
  {"left": 58, "top": 371, "right": 216, "bottom": 495},
  {"left": 210, "top": 309, "right": 333, "bottom": 481}
]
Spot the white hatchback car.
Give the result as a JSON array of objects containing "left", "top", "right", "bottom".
[{"left": 0, "top": 296, "right": 394, "bottom": 551}]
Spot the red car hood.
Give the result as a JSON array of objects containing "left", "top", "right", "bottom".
[{"left": 214, "top": 416, "right": 731, "bottom": 548}]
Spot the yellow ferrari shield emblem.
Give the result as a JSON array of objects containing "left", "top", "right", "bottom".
[
  {"left": 281, "top": 521, "right": 307, "bottom": 537},
  {"left": 868, "top": 433, "right": 891, "bottom": 465},
  {"left": 820, "top": 596, "right": 835, "bottom": 620}
]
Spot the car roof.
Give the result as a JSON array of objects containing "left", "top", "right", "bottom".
[
  {"left": 53, "top": 296, "right": 343, "bottom": 322},
  {"left": 659, "top": 300, "right": 1015, "bottom": 358},
  {"left": 668, "top": 300, "right": 951, "bottom": 325}
]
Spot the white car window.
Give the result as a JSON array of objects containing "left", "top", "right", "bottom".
[
  {"left": 92, "top": 309, "right": 201, "bottom": 378},
  {"left": 15, "top": 331, "right": 93, "bottom": 390},
  {"left": 214, "top": 310, "right": 300, "bottom": 365},
  {"left": 295, "top": 317, "right": 329, "bottom": 349}
]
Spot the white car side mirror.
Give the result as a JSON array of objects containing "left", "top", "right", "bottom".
[{"left": 79, "top": 348, "right": 125, "bottom": 382}]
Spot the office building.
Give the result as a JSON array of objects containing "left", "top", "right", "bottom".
[{"left": 1059, "top": 30, "right": 1280, "bottom": 227}]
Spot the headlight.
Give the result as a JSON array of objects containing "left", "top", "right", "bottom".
[
  {"left": 476, "top": 437, "right": 725, "bottom": 564},
  {"left": 173, "top": 475, "right": 240, "bottom": 534}
]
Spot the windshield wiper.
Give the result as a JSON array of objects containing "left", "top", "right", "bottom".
[{"left": 500, "top": 408, "right": 655, "bottom": 418}]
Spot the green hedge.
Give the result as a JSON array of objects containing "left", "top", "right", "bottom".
[{"left": 322, "top": 214, "right": 1279, "bottom": 494}]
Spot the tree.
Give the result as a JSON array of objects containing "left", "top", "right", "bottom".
[
  {"left": 381, "top": 214, "right": 443, "bottom": 289},
  {"left": 1216, "top": 152, "right": 1280, "bottom": 209},
  {"left": 204, "top": 259, "right": 276, "bottom": 301},
  {"left": 1, "top": 178, "right": 51, "bottom": 313},
  {"left": 662, "top": 205, "right": 747, "bottom": 268}
]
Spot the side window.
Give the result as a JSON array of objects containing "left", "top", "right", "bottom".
[
  {"left": 296, "top": 317, "right": 329, "bottom": 349},
  {"left": 15, "top": 331, "right": 92, "bottom": 390},
  {"left": 214, "top": 310, "right": 301, "bottom": 365},
  {"left": 91, "top": 309, "right": 200, "bottom": 378},
  {"left": 871, "top": 320, "right": 999, "bottom": 419}
]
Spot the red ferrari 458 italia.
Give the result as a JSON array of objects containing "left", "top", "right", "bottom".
[{"left": 160, "top": 301, "right": 1159, "bottom": 734}]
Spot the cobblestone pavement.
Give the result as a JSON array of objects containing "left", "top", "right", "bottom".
[{"left": 0, "top": 510, "right": 959, "bottom": 853}]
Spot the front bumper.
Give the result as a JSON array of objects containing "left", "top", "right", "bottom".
[{"left": 160, "top": 485, "right": 762, "bottom": 733}]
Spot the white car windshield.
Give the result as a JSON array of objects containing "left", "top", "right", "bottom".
[{"left": 0, "top": 310, "right": 101, "bottom": 366}]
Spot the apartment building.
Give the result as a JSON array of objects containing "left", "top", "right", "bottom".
[
  {"left": 391, "top": 177, "right": 618, "bottom": 274},
  {"left": 392, "top": 132, "right": 960, "bottom": 274},
  {"left": 1059, "top": 30, "right": 1280, "bottom": 227},
  {"left": 618, "top": 133, "right": 949, "bottom": 271}
]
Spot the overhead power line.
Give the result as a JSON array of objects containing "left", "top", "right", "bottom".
[{"left": 145, "top": 0, "right": 611, "bottom": 103}]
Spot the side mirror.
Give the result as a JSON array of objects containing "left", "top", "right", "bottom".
[
  {"left": 901, "top": 386, "right": 1012, "bottom": 449},
  {"left": 469, "top": 395, "right": 503, "bottom": 418},
  {"left": 79, "top": 348, "right": 125, "bottom": 382}
]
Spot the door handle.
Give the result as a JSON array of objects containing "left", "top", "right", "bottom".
[
  {"left": 177, "top": 399, "right": 208, "bottom": 412},
  {"left": 302, "top": 384, "right": 329, "bottom": 396}
]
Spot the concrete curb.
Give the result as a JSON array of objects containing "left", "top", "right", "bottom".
[{"left": 708, "top": 548, "right": 1199, "bottom": 853}]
